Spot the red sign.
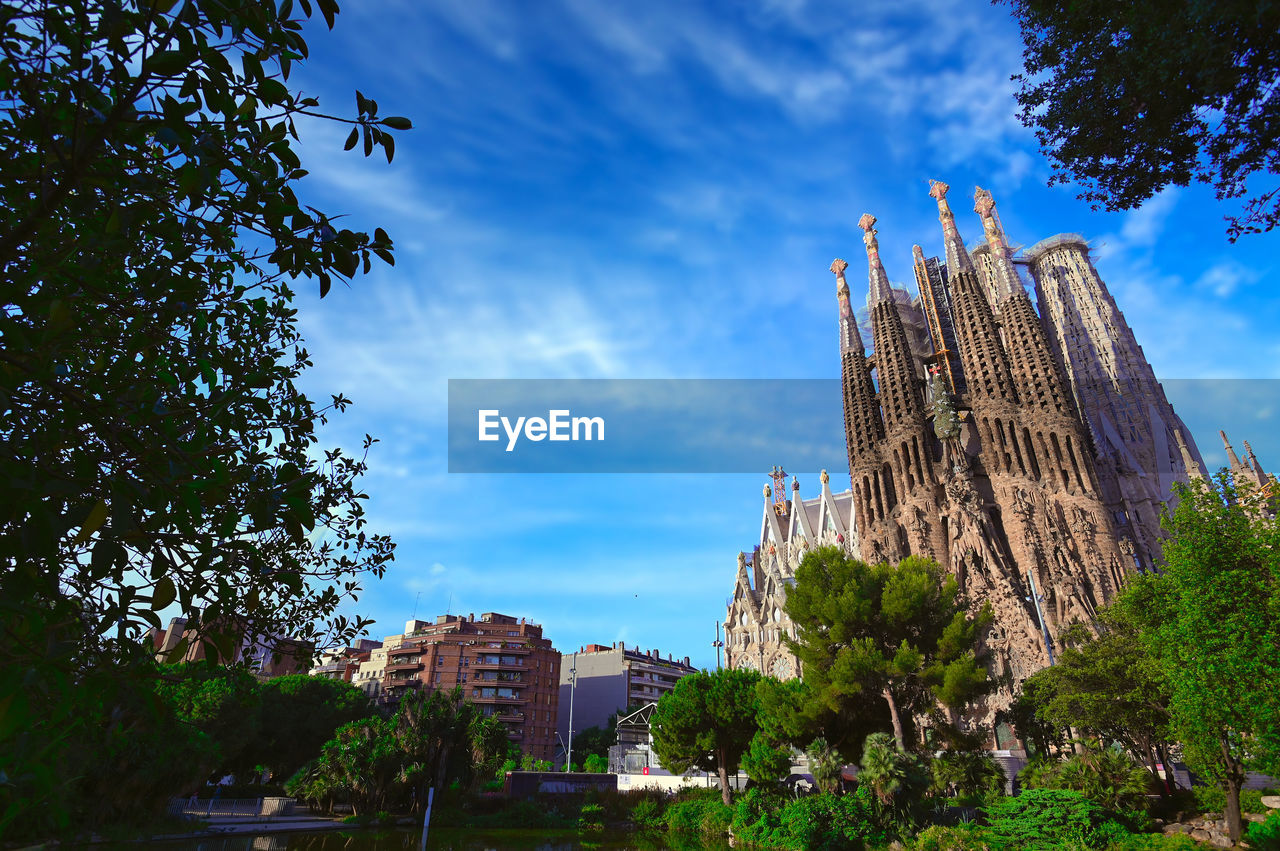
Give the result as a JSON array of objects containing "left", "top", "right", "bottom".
[{"left": 642, "top": 767, "right": 649, "bottom": 776}]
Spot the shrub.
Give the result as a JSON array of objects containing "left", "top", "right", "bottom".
[
  {"left": 1020, "top": 749, "right": 1153, "bottom": 811},
  {"left": 631, "top": 798, "right": 666, "bottom": 831},
  {"left": 931, "top": 751, "right": 1007, "bottom": 800},
  {"left": 983, "top": 789, "right": 1132, "bottom": 850},
  {"left": 1110, "top": 834, "right": 1216, "bottom": 851},
  {"left": 911, "top": 823, "right": 995, "bottom": 851},
  {"left": 1247, "top": 810, "right": 1280, "bottom": 851},
  {"left": 577, "top": 803, "right": 605, "bottom": 832},
  {"left": 731, "top": 786, "right": 786, "bottom": 847},
  {"left": 664, "top": 794, "right": 732, "bottom": 837},
  {"left": 776, "top": 793, "right": 880, "bottom": 851}
]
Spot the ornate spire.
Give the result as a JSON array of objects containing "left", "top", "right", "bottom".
[
  {"left": 929, "top": 179, "right": 972, "bottom": 274},
  {"left": 973, "top": 186, "right": 1021, "bottom": 303},
  {"left": 1220, "top": 430, "right": 1242, "bottom": 469},
  {"left": 1175, "top": 429, "right": 1206, "bottom": 480},
  {"left": 831, "top": 258, "right": 865, "bottom": 353},
  {"left": 858, "top": 213, "right": 893, "bottom": 305}
]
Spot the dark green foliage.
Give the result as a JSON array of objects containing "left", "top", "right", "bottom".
[
  {"left": 785, "top": 548, "right": 992, "bottom": 752},
  {"left": 571, "top": 725, "right": 615, "bottom": 762},
  {"left": 1110, "top": 834, "right": 1217, "bottom": 851},
  {"left": 910, "top": 823, "right": 994, "bottom": 851},
  {"left": 808, "top": 736, "right": 844, "bottom": 794},
  {"left": 577, "top": 802, "right": 606, "bottom": 832},
  {"left": 582, "top": 753, "right": 609, "bottom": 774},
  {"left": 1247, "top": 810, "right": 1280, "bottom": 851},
  {"left": 155, "top": 663, "right": 264, "bottom": 775},
  {"left": 254, "top": 674, "right": 372, "bottom": 780},
  {"left": 983, "top": 789, "right": 1131, "bottom": 850},
  {"left": 732, "top": 789, "right": 899, "bottom": 850},
  {"left": 930, "top": 750, "right": 1006, "bottom": 801},
  {"left": 0, "top": 0, "right": 405, "bottom": 839},
  {"left": 650, "top": 667, "right": 761, "bottom": 805},
  {"left": 860, "top": 732, "right": 930, "bottom": 810},
  {"left": 1019, "top": 746, "right": 1154, "bottom": 812},
  {"left": 742, "top": 731, "right": 794, "bottom": 785},
  {"left": 662, "top": 789, "right": 733, "bottom": 837},
  {"left": 1003, "top": 0, "right": 1280, "bottom": 240},
  {"left": 998, "top": 685, "right": 1067, "bottom": 759},
  {"left": 1019, "top": 600, "right": 1172, "bottom": 777}
]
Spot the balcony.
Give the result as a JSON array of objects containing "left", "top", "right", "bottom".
[
  {"left": 385, "top": 660, "right": 424, "bottom": 672},
  {"left": 471, "top": 692, "right": 525, "bottom": 705},
  {"left": 472, "top": 659, "right": 525, "bottom": 671}
]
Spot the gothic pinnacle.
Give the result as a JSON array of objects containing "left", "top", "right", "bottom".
[
  {"left": 973, "top": 186, "right": 1021, "bottom": 303},
  {"left": 858, "top": 213, "right": 894, "bottom": 305},
  {"left": 1220, "top": 430, "right": 1242, "bottom": 468},
  {"left": 929, "top": 179, "right": 973, "bottom": 274},
  {"left": 831, "top": 257, "right": 866, "bottom": 353}
]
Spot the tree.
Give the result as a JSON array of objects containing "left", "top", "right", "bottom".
[
  {"left": 650, "top": 668, "right": 761, "bottom": 806},
  {"left": 1128, "top": 475, "right": 1280, "bottom": 842},
  {"left": 254, "top": 674, "right": 372, "bottom": 780},
  {"left": 0, "top": 0, "right": 405, "bottom": 837},
  {"left": 858, "top": 733, "right": 929, "bottom": 809},
  {"left": 785, "top": 548, "right": 992, "bottom": 750},
  {"left": 155, "top": 662, "right": 264, "bottom": 777},
  {"left": 1003, "top": 0, "right": 1280, "bottom": 240},
  {"left": 807, "top": 736, "right": 844, "bottom": 794},
  {"left": 1018, "top": 599, "right": 1172, "bottom": 790}
]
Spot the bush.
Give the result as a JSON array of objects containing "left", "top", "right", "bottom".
[
  {"left": 731, "top": 786, "right": 787, "bottom": 847},
  {"left": 931, "top": 751, "right": 1007, "bottom": 800},
  {"left": 664, "top": 793, "right": 732, "bottom": 837},
  {"left": 1247, "top": 810, "right": 1280, "bottom": 851},
  {"left": 1019, "top": 749, "right": 1153, "bottom": 811},
  {"left": 983, "top": 789, "right": 1132, "bottom": 850},
  {"left": 577, "top": 802, "right": 605, "bottom": 832},
  {"left": 1110, "top": 834, "right": 1216, "bottom": 851},
  {"left": 777, "top": 793, "right": 879, "bottom": 851},
  {"left": 631, "top": 798, "right": 666, "bottom": 831},
  {"left": 911, "top": 823, "right": 995, "bottom": 851}
]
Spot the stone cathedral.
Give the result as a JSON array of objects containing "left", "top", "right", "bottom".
[{"left": 722, "top": 180, "right": 1256, "bottom": 733}]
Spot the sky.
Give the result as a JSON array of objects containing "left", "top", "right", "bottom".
[{"left": 277, "top": 0, "right": 1280, "bottom": 669}]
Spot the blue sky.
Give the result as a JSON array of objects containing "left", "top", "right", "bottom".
[{"left": 280, "top": 0, "right": 1280, "bottom": 669}]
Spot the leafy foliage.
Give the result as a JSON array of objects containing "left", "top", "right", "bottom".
[
  {"left": 785, "top": 548, "right": 992, "bottom": 751},
  {"left": 0, "top": 0, "right": 405, "bottom": 838},
  {"left": 983, "top": 789, "right": 1130, "bottom": 850},
  {"left": 1127, "top": 475, "right": 1280, "bottom": 840},
  {"left": 742, "top": 731, "right": 794, "bottom": 785},
  {"left": 1019, "top": 599, "right": 1172, "bottom": 777},
  {"left": 1018, "top": 746, "right": 1153, "bottom": 812},
  {"left": 650, "top": 667, "right": 762, "bottom": 805},
  {"left": 808, "top": 736, "right": 844, "bottom": 795},
  {"left": 1004, "top": 0, "right": 1280, "bottom": 240},
  {"left": 859, "top": 732, "right": 930, "bottom": 811},
  {"left": 1247, "top": 810, "right": 1280, "bottom": 851},
  {"left": 930, "top": 749, "right": 1006, "bottom": 800}
]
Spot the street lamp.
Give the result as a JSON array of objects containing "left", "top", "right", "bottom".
[
  {"left": 712, "top": 621, "right": 724, "bottom": 671},
  {"left": 564, "top": 651, "right": 577, "bottom": 772}
]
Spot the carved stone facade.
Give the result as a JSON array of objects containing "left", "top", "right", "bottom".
[
  {"left": 1023, "top": 234, "right": 1207, "bottom": 569},
  {"left": 827, "top": 182, "right": 1202, "bottom": 726},
  {"left": 724, "top": 468, "right": 859, "bottom": 680}
]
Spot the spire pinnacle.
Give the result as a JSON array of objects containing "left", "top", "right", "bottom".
[
  {"left": 1175, "top": 429, "right": 1206, "bottom": 480},
  {"left": 831, "top": 257, "right": 865, "bottom": 353},
  {"left": 858, "top": 213, "right": 894, "bottom": 305},
  {"left": 929, "top": 179, "right": 972, "bottom": 274},
  {"left": 1220, "top": 430, "right": 1241, "bottom": 467},
  {"left": 973, "top": 186, "right": 1021, "bottom": 303}
]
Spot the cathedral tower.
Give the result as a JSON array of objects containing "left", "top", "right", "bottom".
[{"left": 1024, "top": 233, "right": 1206, "bottom": 569}]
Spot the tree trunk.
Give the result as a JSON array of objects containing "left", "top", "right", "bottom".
[
  {"left": 717, "top": 760, "right": 732, "bottom": 807},
  {"left": 883, "top": 688, "right": 905, "bottom": 749},
  {"left": 1221, "top": 735, "right": 1244, "bottom": 843}
]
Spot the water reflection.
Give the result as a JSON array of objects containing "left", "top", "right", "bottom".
[{"left": 79, "top": 828, "right": 732, "bottom": 851}]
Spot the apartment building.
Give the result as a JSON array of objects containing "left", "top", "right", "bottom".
[
  {"left": 380, "top": 612, "right": 561, "bottom": 761},
  {"left": 557, "top": 643, "right": 697, "bottom": 747}
]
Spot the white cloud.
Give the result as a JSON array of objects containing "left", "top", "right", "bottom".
[{"left": 1195, "top": 258, "right": 1261, "bottom": 298}]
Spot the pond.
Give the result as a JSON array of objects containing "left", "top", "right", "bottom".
[{"left": 81, "top": 828, "right": 735, "bottom": 851}]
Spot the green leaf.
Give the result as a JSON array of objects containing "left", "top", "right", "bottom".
[
  {"left": 74, "top": 499, "right": 109, "bottom": 544},
  {"left": 146, "top": 49, "right": 190, "bottom": 77},
  {"left": 381, "top": 116, "right": 412, "bottom": 130},
  {"left": 258, "top": 77, "right": 288, "bottom": 105},
  {"left": 153, "top": 576, "right": 177, "bottom": 610},
  {"left": 343, "top": 127, "right": 358, "bottom": 151}
]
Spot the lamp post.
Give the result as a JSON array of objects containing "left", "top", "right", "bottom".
[
  {"left": 564, "top": 651, "right": 577, "bottom": 771},
  {"left": 712, "top": 621, "right": 724, "bottom": 671}
]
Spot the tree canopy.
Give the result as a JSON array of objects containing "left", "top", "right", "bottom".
[
  {"left": 0, "top": 0, "right": 406, "bottom": 838},
  {"left": 650, "top": 667, "right": 762, "bottom": 805},
  {"left": 784, "top": 548, "right": 992, "bottom": 751},
  {"left": 1127, "top": 474, "right": 1280, "bottom": 841},
  {"left": 1004, "top": 0, "right": 1280, "bottom": 240}
]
